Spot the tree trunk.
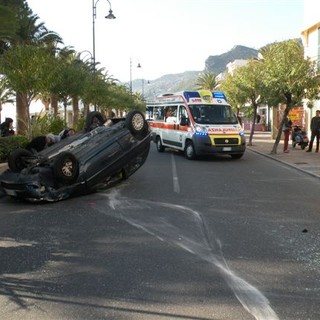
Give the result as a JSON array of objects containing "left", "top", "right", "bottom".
[
  {"left": 247, "top": 103, "right": 258, "bottom": 146},
  {"left": 72, "top": 96, "right": 79, "bottom": 126},
  {"left": 83, "top": 102, "right": 90, "bottom": 118},
  {"left": 51, "top": 94, "right": 59, "bottom": 116},
  {"left": 271, "top": 105, "right": 291, "bottom": 154},
  {"left": 42, "top": 97, "right": 50, "bottom": 111},
  {"left": 16, "top": 92, "right": 29, "bottom": 136},
  {"left": 63, "top": 100, "right": 67, "bottom": 125}
]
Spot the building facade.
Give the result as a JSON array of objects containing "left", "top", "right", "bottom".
[{"left": 301, "top": 0, "right": 320, "bottom": 130}]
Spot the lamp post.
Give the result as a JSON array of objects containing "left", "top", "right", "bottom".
[
  {"left": 129, "top": 58, "right": 141, "bottom": 94},
  {"left": 92, "top": 0, "right": 115, "bottom": 69},
  {"left": 137, "top": 62, "right": 145, "bottom": 99},
  {"left": 92, "top": 0, "right": 115, "bottom": 109}
]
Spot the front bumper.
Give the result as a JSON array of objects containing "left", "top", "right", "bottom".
[
  {"left": 193, "top": 134, "right": 246, "bottom": 155},
  {"left": 0, "top": 170, "right": 75, "bottom": 202},
  {"left": 1, "top": 171, "right": 45, "bottom": 201}
]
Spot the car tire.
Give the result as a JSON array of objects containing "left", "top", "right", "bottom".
[
  {"left": 8, "top": 148, "right": 34, "bottom": 172},
  {"left": 184, "top": 141, "right": 196, "bottom": 160},
  {"left": 156, "top": 136, "right": 165, "bottom": 152},
  {"left": 125, "top": 110, "right": 148, "bottom": 137},
  {"left": 53, "top": 152, "right": 79, "bottom": 184},
  {"left": 85, "top": 111, "right": 105, "bottom": 132}
]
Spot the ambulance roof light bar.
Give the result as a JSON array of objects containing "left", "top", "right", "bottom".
[
  {"left": 212, "top": 91, "right": 227, "bottom": 100},
  {"left": 182, "top": 91, "right": 200, "bottom": 102}
]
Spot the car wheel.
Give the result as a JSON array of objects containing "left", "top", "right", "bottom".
[
  {"left": 125, "top": 110, "right": 148, "bottom": 137},
  {"left": 85, "top": 111, "right": 105, "bottom": 132},
  {"left": 156, "top": 136, "right": 165, "bottom": 152},
  {"left": 53, "top": 152, "right": 79, "bottom": 184},
  {"left": 185, "top": 141, "right": 196, "bottom": 160},
  {"left": 8, "top": 148, "right": 34, "bottom": 172}
]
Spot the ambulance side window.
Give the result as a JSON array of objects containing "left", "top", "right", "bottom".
[
  {"left": 155, "top": 106, "right": 165, "bottom": 120},
  {"left": 165, "top": 106, "right": 177, "bottom": 122},
  {"left": 179, "top": 105, "right": 189, "bottom": 125}
]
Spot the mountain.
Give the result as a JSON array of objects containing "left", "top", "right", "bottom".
[
  {"left": 136, "top": 45, "right": 259, "bottom": 100},
  {"left": 205, "top": 45, "right": 259, "bottom": 74},
  {"left": 137, "top": 71, "right": 200, "bottom": 100}
]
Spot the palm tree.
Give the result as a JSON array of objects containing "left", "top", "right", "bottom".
[
  {"left": 0, "top": 0, "right": 63, "bottom": 134},
  {"left": 196, "top": 72, "right": 217, "bottom": 91}
]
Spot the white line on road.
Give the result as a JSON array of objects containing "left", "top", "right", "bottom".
[
  {"left": 102, "top": 190, "right": 280, "bottom": 320},
  {"left": 171, "top": 154, "right": 180, "bottom": 193}
]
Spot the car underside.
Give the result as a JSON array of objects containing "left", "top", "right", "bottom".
[{"left": 0, "top": 110, "right": 151, "bottom": 202}]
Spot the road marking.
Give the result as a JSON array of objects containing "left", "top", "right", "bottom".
[
  {"left": 171, "top": 154, "right": 180, "bottom": 193},
  {"left": 101, "top": 190, "right": 280, "bottom": 320}
]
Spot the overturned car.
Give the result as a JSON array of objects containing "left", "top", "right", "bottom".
[{"left": 0, "top": 110, "right": 151, "bottom": 202}]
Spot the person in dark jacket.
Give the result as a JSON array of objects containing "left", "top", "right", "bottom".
[
  {"left": 0, "top": 118, "right": 15, "bottom": 137},
  {"left": 306, "top": 110, "right": 320, "bottom": 152}
]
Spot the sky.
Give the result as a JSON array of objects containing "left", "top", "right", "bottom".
[
  {"left": 1, "top": 0, "right": 310, "bottom": 122},
  {"left": 26, "top": 0, "right": 305, "bottom": 84}
]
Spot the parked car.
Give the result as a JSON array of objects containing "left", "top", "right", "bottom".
[{"left": 0, "top": 110, "right": 151, "bottom": 202}]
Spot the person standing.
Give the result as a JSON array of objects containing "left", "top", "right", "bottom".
[
  {"left": 282, "top": 115, "right": 292, "bottom": 153},
  {"left": 306, "top": 110, "right": 320, "bottom": 152},
  {"left": 0, "top": 117, "right": 15, "bottom": 137}
]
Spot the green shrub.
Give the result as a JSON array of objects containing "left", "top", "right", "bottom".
[
  {"left": 0, "top": 113, "right": 85, "bottom": 163},
  {"left": 31, "top": 113, "right": 66, "bottom": 137},
  {"left": 0, "top": 135, "right": 29, "bottom": 163},
  {"left": 73, "top": 116, "right": 85, "bottom": 132}
]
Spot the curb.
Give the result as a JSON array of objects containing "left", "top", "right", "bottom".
[{"left": 246, "top": 147, "right": 320, "bottom": 180}]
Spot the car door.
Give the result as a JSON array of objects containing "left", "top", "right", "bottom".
[
  {"left": 173, "top": 105, "right": 190, "bottom": 149},
  {"left": 161, "top": 105, "right": 179, "bottom": 147}
]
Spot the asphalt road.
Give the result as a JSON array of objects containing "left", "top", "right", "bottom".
[{"left": 0, "top": 143, "right": 319, "bottom": 320}]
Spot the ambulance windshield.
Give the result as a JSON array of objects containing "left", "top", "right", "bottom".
[{"left": 189, "top": 104, "right": 238, "bottom": 125}]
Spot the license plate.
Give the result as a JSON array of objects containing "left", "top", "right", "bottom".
[
  {"left": 5, "top": 189, "right": 16, "bottom": 196},
  {"left": 223, "top": 147, "right": 232, "bottom": 151}
]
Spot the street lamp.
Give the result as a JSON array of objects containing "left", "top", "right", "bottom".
[
  {"left": 136, "top": 62, "right": 145, "bottom": 99},
  {"left": 92, "top": 0, "right": 115, "bottom": 109},
  {"left": 129, "top": 58, "right": 141, "bottom": 94},
  {"left": 92, "top": 0, "right": 115, "bottom": 69}
]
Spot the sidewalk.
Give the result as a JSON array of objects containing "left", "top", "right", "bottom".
[
  {"left": 246, "top": 131, "right": 320, "bottom": 179},
  {"left": 1, "top": 133, "right": 320, "bottom": 179}
]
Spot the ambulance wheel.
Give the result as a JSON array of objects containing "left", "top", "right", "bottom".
[
  {"left": 185, "top": 141, "right": 196, "bottom": 160},
  {"left": 156, "top": 136, "right": 165, "bottom": 152}
]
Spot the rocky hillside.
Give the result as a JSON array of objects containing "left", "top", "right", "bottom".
[
  {"left": 136, "top": 45, "right": 259, "bottom": 100},
  {"left": 205, "top": 45, "right": 258, "bottom": 74}
]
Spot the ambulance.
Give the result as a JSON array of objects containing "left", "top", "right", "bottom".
[{"left": 147, "top": 90, "right": 246, "bottom": 160}]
